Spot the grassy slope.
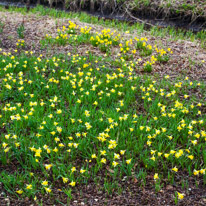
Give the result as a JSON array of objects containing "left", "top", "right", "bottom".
[
  {"left": 0, "top": 7, "right": 206, "bottom": 205},
  {"left": 48, "top": 0, "right": 206, "bottom": 18},
  {"left": 128, "top": 0, "right": 206, "bottom": 16}
]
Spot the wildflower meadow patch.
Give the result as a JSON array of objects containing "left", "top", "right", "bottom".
[{"left": 0, "top": 14, "right": 206, "bottom": 205}]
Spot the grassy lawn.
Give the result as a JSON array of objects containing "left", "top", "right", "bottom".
[{"left": 0, "top": 5, "right": 206, "bottom": 205}]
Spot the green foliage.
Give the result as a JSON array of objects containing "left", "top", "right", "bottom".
[
  {"left": 0, "top": 21, "right": 4, "bottom": 33},
  {"left": 0, "top": 3, "right": 205, "bottom": 204},
  {"left": 143, "top": 63, "right": 152, "bottom": 72},
  {"left": 17, "top": 24, "right": 25, "bottom": 39}
]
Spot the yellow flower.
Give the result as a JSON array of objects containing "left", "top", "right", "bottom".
[
  {"left": 191, "top": 140, "right": 197, "bottom": 145},
  {"left": 188, "top": 155, "right": 194, "bottom": 160},
  {"left": 48, "top": 114, "right": 53, "bottom": 118},
  {"left": 56, "top": 109, "right": 62, "bottom": 114},
  {"left": 80, "top": 169, "right": 86, "bottom": 174},
  {"left": 112, "top": 161, "right": 119, "bottom": 167},
  {"left": 4, "top": 147, "right": 10, "bottom": 153},
  {"left": 193, "top": 169, "right": 199, "bottom": 176},
  {"left": 140, "top": 126, "right": 145, "bottom": 130},
  {"left": 170, "top": 150, "right": 176, "bottom": 154},
  {"left": 126, "top": 159, "right": 132, "bottom": 164},
  {"left": 53, "top": 147, "right": 58, "bottom": 152},
  {"left": 2, "top": 142, "right": 8, "bottom": 148},
  {"left": 114, "top": 153, "right": 120, "bottom": 159},
  {"left": 168, "top": 135, "right": 173, "bottom": 140},
  {"left": 100, "top": 150, "right": 106, "bottom": 156},
  {"left": 153, "top": 117, "right": 158, "bottom": 120},
  {"left": 200, "top": 169, "right": 205, "bottom": 174},
  {"left": 16, "top": 190, "right": 23, "bottom": 194},
  {"left": 71, "top": 167, "right": 76, "bottom": 172},
  {"left": 154, "top": 173, "right": 159, "bottom": 180},
  {"left": 69, "top": 181, "right": 76, "bottom": 187},
  {"left": 101, "top": 158, "right": 106, "bottom": 164},
  {"left": 164, "top": 153, "right": 170, "bottom": 158},
  {"left": 45, "top": 187, "right": 52, "bottom": 193},
  {"left": 62, "top": 177, "right": 68, "bottom": 183},
  {"left": 93, "top": 101, "right": 98, "bottom": 105},
  {"left": 42, "top": 180, "right": 48, "bottom": 186},
  {"left": 91, "top": 154, "right": 97, "bottom": 159},
  {"left": 50, "top": 131, "right": 56, "bottom": 136},
  {"left": 77, "top": 99, "right": 81, "bottom": 103},
  {"left": 26, "top": 184, "right": 32, "bottom": 190},
  {"left": 147, "top": 140, "right": 152, "bottom": 146},
  {"left": 172, "top": 167, "right": 178, "bottom": 172},
  {"left": 177, "top": 192, "right": 184, "bottom": 200},
  {"left": 56, "top": 126, "right": 62, "bottom": 133},
  {"left": 45, "top": 164, "right": 52, "bottom": 170},
  {"left": 35, "top": 152, "right": 41, "bottom": 157}
]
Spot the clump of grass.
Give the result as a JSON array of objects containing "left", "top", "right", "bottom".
[
  {"left": 90, "top": 29, "right": 120, "bottom": 53},
  {"left": 136, "top": 38, "right": 153, "bottom": 56},
  {"left": 17, "top": 23, "right": 25, "bottom": 39},
  {"left": 143, "top": 62, "right": 152, "bottom": 72},
  {"left": 0, "top": 21, "right": 4, "bottom": 33},
  {"left": 16, "top": 39, "right": 25, "bottom": 49}
]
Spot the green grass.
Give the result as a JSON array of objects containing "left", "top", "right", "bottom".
[
  {"left": 0, "top": 20, "right": 4, "bottom": 33},
  {"left": 41, "top": 0, "right": 206, "bottom": 16},
  {"left": 0, "top": 9, "right": 205, "bottom": 204},
  {"left": 16, "top": 23, "right": 25, "bottom": 39},
  {"left": 132, "top": 0, "right": 206, "bottom": 12},
  {"left": 0, "top": 51, "right": 205, "bottom": 202}
]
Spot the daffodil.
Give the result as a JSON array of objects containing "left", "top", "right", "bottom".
[
  {"left": 69, "top": 181, "right": 76, "bottom": 187},
  {"left": 177, "top": 192, "right": 184, "bottom": 200}
]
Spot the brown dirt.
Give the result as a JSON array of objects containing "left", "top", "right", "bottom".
[{"left": 0, "top": 175, "right": 206, "bottom": 205}]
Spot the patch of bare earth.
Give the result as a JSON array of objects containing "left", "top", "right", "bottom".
[{"left": 0, "top": 175, "right": 206, "bottom": 205}]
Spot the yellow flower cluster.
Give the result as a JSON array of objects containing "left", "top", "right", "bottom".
[
  {"left": 16, "top": 39, "right": 25, "bottom": 48},
  {"left": 0, "top": 20, "right": 205, "bottom": 203},
  {"left": 80, "top": 26, "right": 92, "bottom": 34}
]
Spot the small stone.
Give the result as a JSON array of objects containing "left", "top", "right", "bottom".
[
  {"left": 4, "top": 198, "right": 10, "bottom": 206},
  {"left": 97, "top": 191, "right": 103, "bottom": 195},
  {"left": 166, "top": 185, "right": 173, "bottom": 190},
  {"left": 25, "top": 197, "right": 29, "bottom": 201}
]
